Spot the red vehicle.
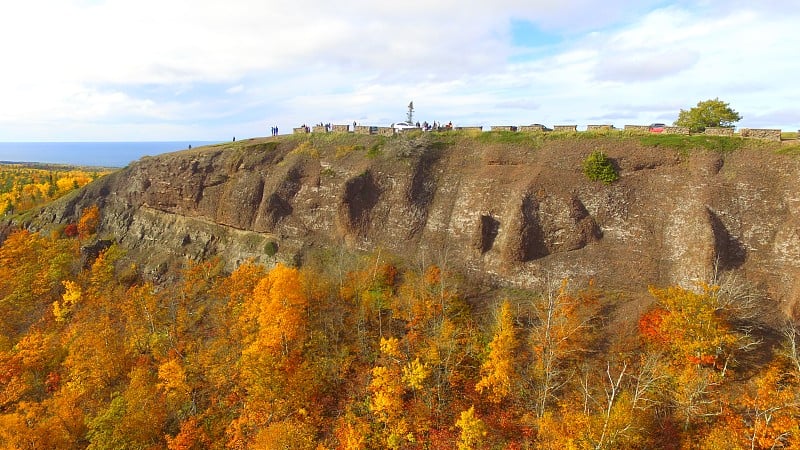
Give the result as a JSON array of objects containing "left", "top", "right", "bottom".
[{"left": 649, "top": 123, "right": 666, "bottom": 133}]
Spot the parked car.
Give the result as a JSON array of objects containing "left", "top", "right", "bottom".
[
  {"left": 392, "top": 121, "right": 418, "bottom": 132},
  {"left": 649, "top": 123, "right": 666, "bottom": 133}
]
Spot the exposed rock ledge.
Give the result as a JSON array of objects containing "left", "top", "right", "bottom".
[{"left": 25, "top": 135, "right": 800, "bottom": 314}]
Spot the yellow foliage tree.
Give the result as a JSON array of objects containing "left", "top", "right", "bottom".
[
  {"left": 369, "top": 337, "right": 414, "bottom": 449},
  {"left": 402, "top": 358, "right": 430, "bottom": 391},
  {"left": 157, "top": 357, "right": 192, "bottom": 410},
  {"left": 334, "top": 411, "right": 371, "bottom": 450},
  {"left": 251, "top": 419, "right": 317, "bottom": 450},
  {"left": 53, "top": 280, "right": 82, "bottom": 322},
  {"left": 455, "top": 406, "right": 487, "bottom": 450},
  {"left": 641, "top": 284, "right": 756, "bottom": 431},
  {"left": 646, "top": 284, "right": 739, "bottom": 370},
  {"left": 476, "top": 300, "right": 518, "bottom": 404},
  {"left": 233, "top": 263, "right": 312, "bottom": 445},
  {"left": 249, "top": 263, "right": 308, "bottom": 357}
]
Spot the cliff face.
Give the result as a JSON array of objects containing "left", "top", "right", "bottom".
[{"left": 29, "top": 134, "right": 800, "bottom": 313}]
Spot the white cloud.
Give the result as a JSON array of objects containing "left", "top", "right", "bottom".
[
  {"left": 226, "top": 85, "right": 245, "bottom": 95},
  {"left": 0, "top": 1, "right": 798, "bottom": 141},
  {"left": 595, "top": 49, "right": 700, "bottom": 82}
]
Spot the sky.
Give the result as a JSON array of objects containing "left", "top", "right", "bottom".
[{"left": 0, "top": 0, "right": 799, "bottom": 143}]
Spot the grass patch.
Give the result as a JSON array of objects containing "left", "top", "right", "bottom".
[
  {"left": 308, "top": 131, "right": 364, "bottom": 147},
  {"left": 782, "top": 131, "right": 798, "bottom": 140},
  {"left": 638, "top": 134, "right": 744, "bottom": 153},
  {"left": 253, "top": 141, "right": 279, "bottom": 152},
  {"left": 430, "top": 136, "right": 457, "bottom": 150},
  {"left": 366, "top": 143, "right": 384, "bottom": 158},
  {"left": 287, "top": 141, "right": 319, "bottom": 159},
  {"left": 776, "top": 144, "right": 800, "bottom": 156},
  {"left": 335, "top": 144, "right": 365, "bottom": 159},
  {"left": 476, "top": 131, "right": 532, "bottom": 144}
]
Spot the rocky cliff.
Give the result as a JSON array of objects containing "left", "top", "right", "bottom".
[{"left": 26, "top": 133, "right": 800, "bottom": 315}]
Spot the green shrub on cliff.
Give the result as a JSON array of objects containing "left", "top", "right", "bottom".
[
  {"left": 583, "top": 150, "right": 618, "bottom": 184},
  {"left": 264, "top": 241, "right": 278, "bottom": 256}
]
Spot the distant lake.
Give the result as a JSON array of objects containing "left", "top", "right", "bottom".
[{"left": 0, "top": 141, "right": 220, "bottom": 168}]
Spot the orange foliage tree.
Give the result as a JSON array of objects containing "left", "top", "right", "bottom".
[
  {"left": 638, "top": 283, "right": 762, "bottom": 437},
  {"left": 230, "top": 263, "right": 314, "bottom": 446},
  {"left": 77, "top": 204, "right": 100, "bottom": 238}
]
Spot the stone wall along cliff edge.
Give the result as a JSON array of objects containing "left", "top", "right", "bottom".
[
  {"left": 553, "top": 125, "right": 578, "bottom": 132},
  {"left": 663, "top": 126, "right": 690, "bottom": 135},
  {"left": 704, "top": 127, "right": 734, "bottom": 136},
  {"left": 519, "top": 125, "right": 547, "bottom": 132},
  {"left": 740, "top": 128, "right": 781, "bottom": 141}
]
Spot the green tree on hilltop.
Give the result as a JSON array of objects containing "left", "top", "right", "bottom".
[{"left": 674, "top": 98, "right": 742, "bottom": 132}]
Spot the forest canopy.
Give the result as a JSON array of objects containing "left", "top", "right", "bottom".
[
  {"left": 0, "top": 163, "right": 112, "bottom": 216},
  {"left": 0, "top": 205, "right": 798, "bottom": 449}
]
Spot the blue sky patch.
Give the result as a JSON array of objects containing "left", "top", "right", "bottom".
[
  {"left": 510, "top": 19, "right": 561, "bottom": 49},
  {"left": 508, "top": 19, "right": 562, "bottom": 62}
]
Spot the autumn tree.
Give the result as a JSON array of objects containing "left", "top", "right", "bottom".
[
  {"left": 183, "top": 261, "right": 267, "bottom": 443},
  {"left": 53, "top": 280, "right": 81, "bottom": 322},
  {"left": 642, "top": 284, "right": 755, "bottom": 375},
  {"left": 369, "top": 336, "right": 414, "bottom": 448},
  {"left": 705, "top": 323, "right": 800, "bottom": 449},
  {"left": 639, "top": 283, "right": 761, "bottom": 435},
  {"left": 251, "top": 419, "right": 317, "bottom": 449},
  {"left": 456, "top": 406, "right": 487, "bottom": 450},
  {"left": 0, "top": 164, "right": 108, "bottom": 216},
  {"left": 165, "top": 417, "right": 211, "bottom": 450},
  {"left": 247, "top": 263, "right": 308, "bottom": 357},
  {"left": 77, "top": 204, "right": 100, "bottom": 238},
  {"left": 526, "top": 280, "right": 600, "bottom": 417},
  {"left": 0, "top": 229, "right": 78, "bottom": 342},
  {"left": 231, "top": 263, "right": 315, "bottom": 446},
  {"left": 734, "top": 362, "right": 798, "bottom": 449},
  {"left": 86, "top": 362, "right": 167, "bottom": 449},
  {"left": 390, "top": 263, "right": 475, "bottom": 423},
  {"left": 476, "top": 299, "right": 518, "bottom": 404}
]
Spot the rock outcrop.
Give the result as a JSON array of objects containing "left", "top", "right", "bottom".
[{"left": 26, "top": 134, "right": 800, "bottom": 312}]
